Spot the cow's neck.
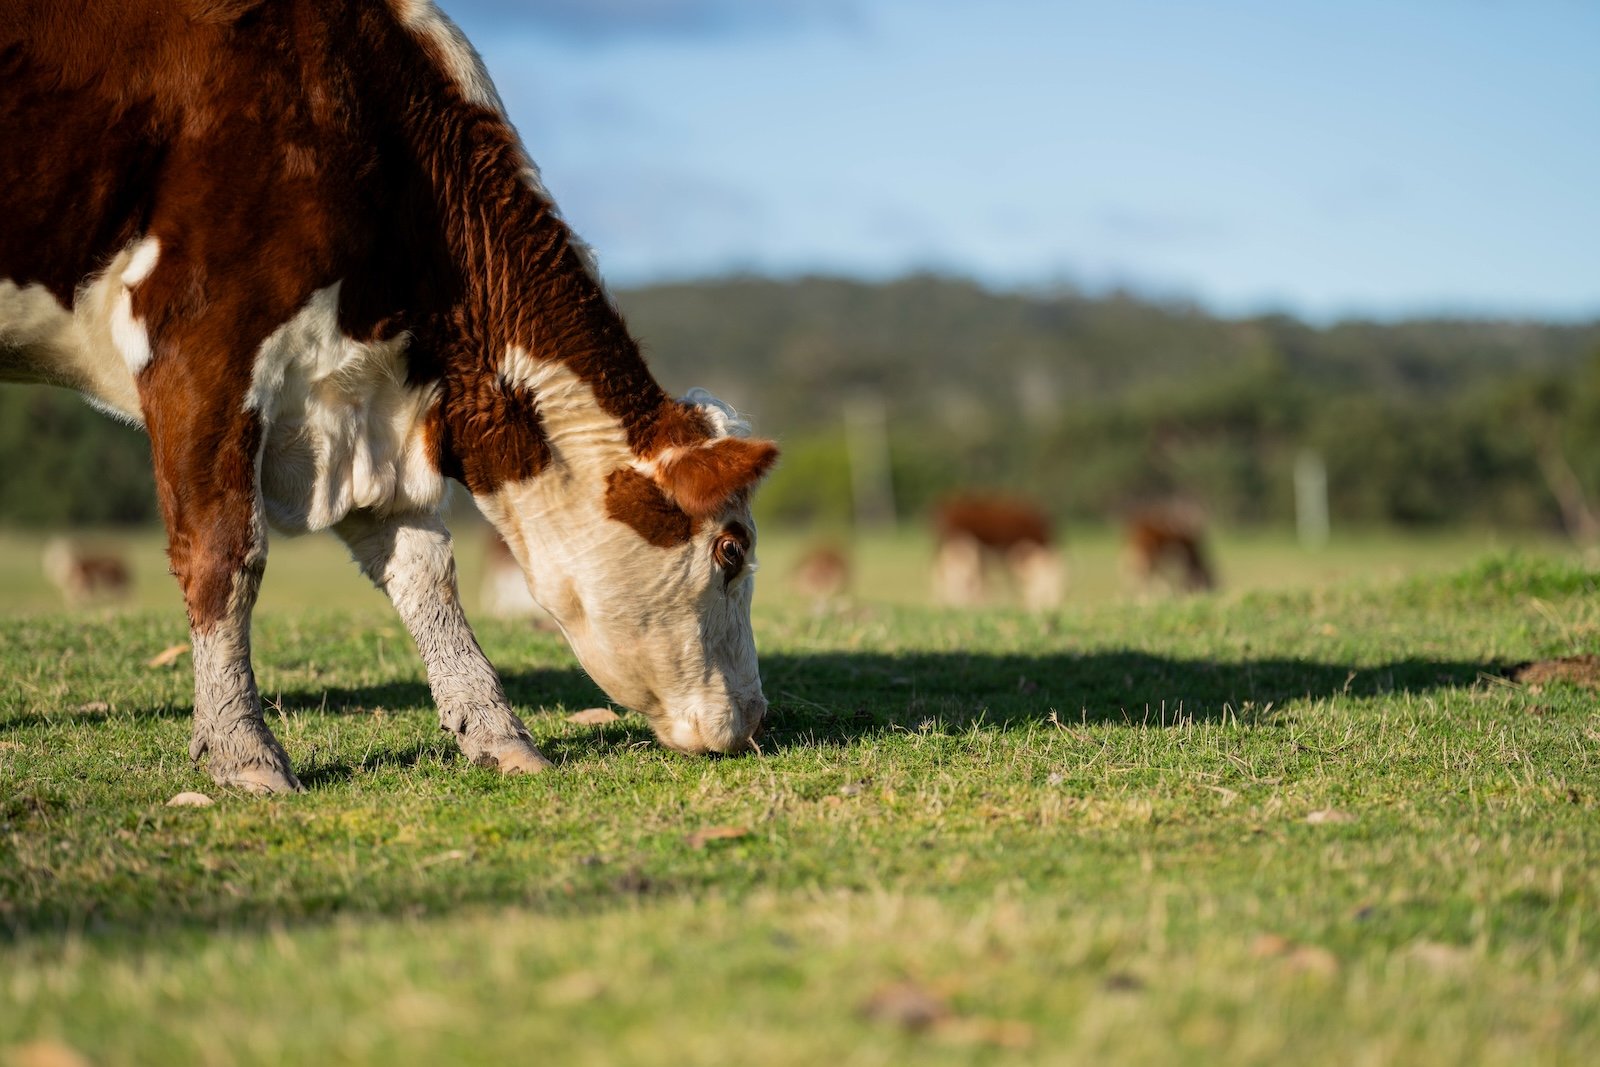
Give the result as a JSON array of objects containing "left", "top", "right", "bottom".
[{"left": 408, "top": 94, "right": 680, "bottom": 495}]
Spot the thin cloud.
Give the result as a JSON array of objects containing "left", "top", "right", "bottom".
[{"left": 439, "top": 0, "right": 859, "bottom": 41}]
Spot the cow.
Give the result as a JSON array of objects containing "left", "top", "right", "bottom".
[
  {"left": 42, "top": 537, "right": 133, "bottom": 606},
  {"left": 789, "top": 542, "right": 851, "bottom": 608},
  {"left": 0, "top": 0, "right": 780, "bottom": 794},
  {"left": 931, "top": 494, "right": 1064, "bottom": 612},
  {"left": 1123, "top": 501, "right": 1215, "bottom": 593}
]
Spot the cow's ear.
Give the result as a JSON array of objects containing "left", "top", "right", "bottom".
[{"left": 655, "top": 437, "right": 780, "bottom": 519}]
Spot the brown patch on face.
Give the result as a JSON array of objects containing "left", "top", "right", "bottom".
[
  {"left": 655, "top": 437, "right": 780, "bottom": 519},
  {"left": 604, "top": 467, "right": 695, "bottom": 549}
]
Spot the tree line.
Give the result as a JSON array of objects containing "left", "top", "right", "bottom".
[{"left": 4, "top": 273, "right": 1598, "bottom": 535}]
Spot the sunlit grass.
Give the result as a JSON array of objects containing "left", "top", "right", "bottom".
[{"left": 2, "top": 534, "right": 1598, "bottom": 1065}]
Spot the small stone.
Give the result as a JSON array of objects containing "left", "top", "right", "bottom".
[{"left": 166, "top": 791, "right": 214, "bottom": 808}]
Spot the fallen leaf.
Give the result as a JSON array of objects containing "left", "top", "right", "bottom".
[
  {"left": 1305, "top": 808, "right": 1355, "bottom": 825},
  {"left": 934, "top": 1016, "right": 1035, "bottom": 1049},
  {"left": 1250, "top": 934, "right": 1293, "bottom": 958},
  {"left": 861, "top": 981, "right": 949, "bottom": 1031},
  {"left": 166, "top": 792, "right": 214, "bottom": 808},
  {"left": 6, "top": 1041, "right": 92, "bottom": 1067},
  {"left": 685, "top": 825, "right": 750, "bottom": 849},
  {"left": 566, "top": 707, "right": 620, "bottom": 725},
  {"left": 541, "top": 971, "right": 606, "bottom": 1004},
  {"left": 1250, "top": 934, "right": 1339, "bottom": 976},
  {"left": 419, "top": 849, "right": 468, "bottom": 867},
  {"left": 1404, "top": 940, "right": 1472, "bottom": 972},
  {"left": 1284, "top": 944, "right": 1340, "bottom": 976},
  {"left": 146, "top": 643, "right": 190, "bottom": 668}
]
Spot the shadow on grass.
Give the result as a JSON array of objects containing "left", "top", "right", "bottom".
[
  {"left": 4, "top": 648, "right": 1493, "bottom": 743},
  {"left": 230, "top": 648, "right": 1496, "bottom": 761},
  {"left": 754, "top": 649, "right": 1493, "bottom": 748},
  {"left": 1, "top": 648, "right": 1499, "bottom": 943}
]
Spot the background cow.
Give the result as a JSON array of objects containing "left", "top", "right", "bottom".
[
  {"left": 932, "top": 494, "right": 1065, "bottom": 612},
  {"left": 1123, "top": 501, "right": 1216, "bottom": 593},
  {"left": 42, "top": 537, "right": 132, "bottom": 606},
  {"left": 0, "top": 1, "right": 778, "bottom": 793}
]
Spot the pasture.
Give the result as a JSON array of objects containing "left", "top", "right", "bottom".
[{"left": 2, "top": 527, "right": 1598, "bottom": 1065}]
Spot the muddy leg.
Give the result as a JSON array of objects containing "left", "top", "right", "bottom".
[
  {"left": 335, "top": 511, "right": 552, "bottom": 774},
  {"left": 144, "top": 409, "right": 300, "bottom": 794}
]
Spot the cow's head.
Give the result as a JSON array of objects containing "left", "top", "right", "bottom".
[{"left": 479, "top": 372, "right": 779, "bottom": 755}]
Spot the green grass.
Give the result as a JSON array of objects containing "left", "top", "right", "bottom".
[{"left": 2, "top": 529, "right": 1599, "bottom": 1065}]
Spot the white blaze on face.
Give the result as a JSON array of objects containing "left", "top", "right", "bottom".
[{"left": 480, "top": 354, "right": 770, "bottom": 754}]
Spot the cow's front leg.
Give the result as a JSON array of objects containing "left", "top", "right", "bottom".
[
  {"left": 335, "top": 512, "right": 553, "bottom": 774},
  {"left": 143, "top": 405, "right": 302, "bottom": 795}
]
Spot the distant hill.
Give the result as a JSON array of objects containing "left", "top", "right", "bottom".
[{"left": 616, "top": 274, "right": 1600, "bottom": 435}]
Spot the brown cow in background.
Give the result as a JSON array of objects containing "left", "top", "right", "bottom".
[
  {"left": 932, "top": 494, "right": 1064, "bottom": 611},
  {"left": 1123, "top": 501, "right": 1215, "bottom": 593}
]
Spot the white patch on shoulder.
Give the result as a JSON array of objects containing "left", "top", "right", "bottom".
[
  {"left": 121, "top": 236, "right": 161, "bottom": 287},
  {"left": 110, "top": 292, "right": 152, "bottom": 375},
  {"left": 247, "top": 283, "right": 446, "bottom": 533},
  {"left": 0, "top": 236, "right": 162, "bottom": 426}
]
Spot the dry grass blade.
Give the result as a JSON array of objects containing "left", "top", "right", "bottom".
[
  {"left": 566, "top": 707, "right": 621, "bottom": 725},
  {"left": 145, "top": 643, "right": 190, "bottom": 668},
  {"left": 684, "top": 825, "right": 750, "bottom": 849}
]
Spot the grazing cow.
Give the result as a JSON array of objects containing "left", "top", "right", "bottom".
[
  {"left": 1123, "top": 501, "right": 1214, "bottom": 593},
  {"left": 789, "top": 542, "right": 851, "bottom": 607},
  {"left": 0, "top": 1, "right": 779, "bottom": 794},
  {"left": 42, "top": 537, "right": 133, "bottom": 605},
  {"left": 932, "top": 495, "right": 1064, "bottom": 612}
]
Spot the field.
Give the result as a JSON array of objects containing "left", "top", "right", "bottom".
[{"left": 3, "top": 525, "right": 1599, "bottom": 1065}]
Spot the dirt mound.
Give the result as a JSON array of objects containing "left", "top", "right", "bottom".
[{"left": 1507, "top": 655, "right": 1600, "bottom": 690}]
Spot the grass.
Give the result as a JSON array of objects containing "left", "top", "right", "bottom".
[{"left": 2, "top": 526, "right": 1599, "bottom": 1065}]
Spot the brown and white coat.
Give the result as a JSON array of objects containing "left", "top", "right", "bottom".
[{"left": 0, "top": 0, "right": 778, "bottom": 793}]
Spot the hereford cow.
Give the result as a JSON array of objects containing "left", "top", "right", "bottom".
[
  {"left": 42, "top": 537, "right": 133, "bottom": 606},
  {"left": 1123, "top": 501, "right": 1215, "bottom": 593},
  {"left": 932, "top": 494, "right": 1064, "bottom": 612},
  {"left": 0, "top": 1, "right": 779, "bottom": 794}
]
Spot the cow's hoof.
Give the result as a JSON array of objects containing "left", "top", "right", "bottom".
[
  {"left": 211, "top": 762, "right": 306, "bottom": 795},
  {"left": 488, "top": 739, "right": 554, "bottom": 775}
]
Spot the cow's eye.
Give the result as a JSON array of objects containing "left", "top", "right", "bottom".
[{"left": 713, "top": 533, "right": 746, "bottom": 575}]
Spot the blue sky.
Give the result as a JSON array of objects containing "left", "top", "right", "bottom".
[{"left": 443, "top": 0, "right": 1599, "bottom": 320}]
